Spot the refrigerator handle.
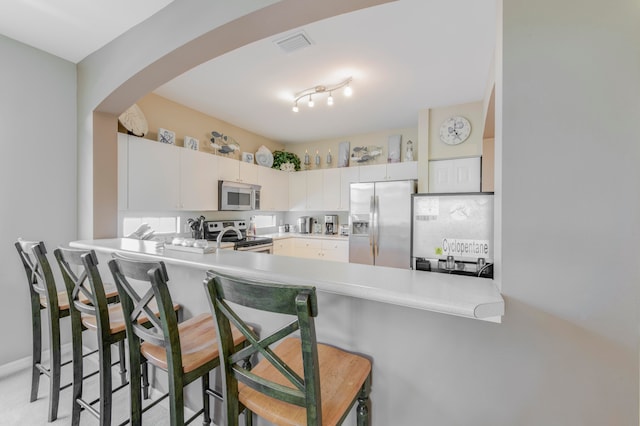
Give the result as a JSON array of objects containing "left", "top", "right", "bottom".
[
  {"left": 374, "top": 195, "right": 380, "bottom": 256},
  {"left": 369, "top": 195, "right": 375, "bottom": 257}
]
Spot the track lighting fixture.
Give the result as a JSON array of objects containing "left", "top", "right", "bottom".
[{"left": 292, "top": 77, "right": 352, "bottom": 112}]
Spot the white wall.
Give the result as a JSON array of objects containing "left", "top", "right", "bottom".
[{"left": 0, "top": 35, "right": 77, "bottom": 364}]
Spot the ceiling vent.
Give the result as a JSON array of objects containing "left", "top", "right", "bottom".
[{"left": 274, "top": 31, "right": 313, "bottom": 54}]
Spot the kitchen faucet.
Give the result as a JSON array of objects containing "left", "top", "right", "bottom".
[{"left": 216, "top": 226, "right": 243, "bottom": 249}]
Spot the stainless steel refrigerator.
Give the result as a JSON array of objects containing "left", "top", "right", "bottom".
[{"left": 349, "top": 180, "right": 416, "bottom": 268}]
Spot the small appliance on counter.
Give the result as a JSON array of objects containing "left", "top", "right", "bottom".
[
  {"left": 339, "top": 224, "right": 349, "bottom": 236},
  {"left": 203, "top": 220, "right": 273, "bottom": 253},
  {"left": 324, "top": 215, "right": 339, "bottom": 235},
  {"left": 296, "top": 216, "right": 314, "bottom": 234},
  {"left": 411, "top": 192, "right": 494, "bottom": 279}
]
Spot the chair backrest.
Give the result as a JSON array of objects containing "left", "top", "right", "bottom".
[
  {"left": 54, "top": 247, "right": 111, "bottom": 338},
  {"left": 15, "top": 239, "right": 59, "bottom": 313},
  {"left": 108, "top": 253, "right": 181, "bottom": 363},
  {"left": 203, "top": 268, "right": 322, "bottom": 425}
]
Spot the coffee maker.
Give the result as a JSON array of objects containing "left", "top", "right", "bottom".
[{"left": 324, "top": 215, "right": 338, "bottom": 235}]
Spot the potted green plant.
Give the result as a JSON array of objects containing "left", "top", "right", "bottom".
[{"left": 272, "top": 150, "right": 301, "bottom": 171}]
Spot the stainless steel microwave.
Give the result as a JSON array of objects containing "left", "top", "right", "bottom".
[{"left": 218, "top": 181, "right": 261, "bottom": 211}]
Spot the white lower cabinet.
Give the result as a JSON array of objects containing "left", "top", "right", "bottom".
[
  {"left": 292, "top": 238, "right": 348, "bottom": 262},
  {"left": 319, "top": 240, "right": 349, "bottom": 262},
  {"left": 273, "top": 238, "right": 294, "bottom": 256}
]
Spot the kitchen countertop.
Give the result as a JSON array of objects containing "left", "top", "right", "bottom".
[{"left": 70, "top": 238, "right": 504, "bottom": 322}]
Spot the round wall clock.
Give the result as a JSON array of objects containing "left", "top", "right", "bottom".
[{"left": 439, "top": 116, "right": 471, "bottom": 145}]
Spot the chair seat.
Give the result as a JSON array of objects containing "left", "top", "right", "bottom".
[
  {"left": 239, "top": 338, "right": 372, "bottom": 426},
  {"left": 141, "top": 313, "right": 245, "bottom": 374},
  {"left": 39, "top": 283, "right": 119, "bottom": 310},
  {"left": 81, "top": 300, "right": 181, "bottom": 335}
]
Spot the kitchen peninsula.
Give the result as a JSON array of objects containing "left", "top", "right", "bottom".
[
  {"left": 70, "top": 238, "right": 504, "bottom": 320},
  {"left": 71, "top": 238, "right": 503, "bottom": 424}
]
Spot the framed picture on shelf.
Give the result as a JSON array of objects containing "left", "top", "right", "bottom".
[
  {"left": 184, "top": 136, "right": 199, "bottom": 150},
  {"left": 158, "top": 128, "right": 176, "bottom": 145},
  {"left": 242, "top": 152, "right": 254, "bottom": 164},
  {"left": 338, "top": 141, "right": 350, "bottom": 167},
  {"left": 387, "top": 134, "right": 401, "bottom": 163}
]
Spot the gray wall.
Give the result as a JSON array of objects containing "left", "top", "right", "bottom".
[{"left": 0, "top": 35, "right": 77, "bottom": 365}]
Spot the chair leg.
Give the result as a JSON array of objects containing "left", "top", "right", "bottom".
[
  {"left": 30, "top": 308, "right": 42, "bottom": 403},
  {"left": 356, "top": 373, "right": 372, "bottom": 426},
  {"left": 141, "top": 358, "right": 150, "bottom": 400},
  {"left": 243, "top": 408, "right": 253, "bottom": 426},
  {"left": 70, "top": 319, "right": 84, "bottom": 426},
  {"left": 168, "top": 372, "right": 185, "bottom": 426},
  {"left": 202, "top": 373, "right": 211, "bottom": 426},
  {"left": 47, "top": 312, "right": 62, "bottom": 422},
  {"left": 128, "top": 342, "right": 143, "bottom": 426},
  {"left": 98, "top": 341, "right": 113, "bottom": 426},
  {"left": 118, "top": 339, "right": 127, "bottom": 386}
]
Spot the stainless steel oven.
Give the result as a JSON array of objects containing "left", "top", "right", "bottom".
[
  {"left": 235, "top": 241, "right": 273, "bottom": 254},
  {"left": 204, "top": 220, "right": 273, "bottom": 254}
]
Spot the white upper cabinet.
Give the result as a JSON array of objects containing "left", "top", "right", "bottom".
[
  {"left": 258, "top": 166, "right": 289, "bottom": 211},
  {"left": 358, "top": 161, "right": 417, "bottom": 182},
  {"left": 180, "top": 148, "right": 218, "bottom": 211},
  {"left": 124, "top": 134, "right": 219, "bottom": 211},
  {"left": 217, "top": 156, "right": 240, "bottom": 181},
  {"left": 239, "top": 161, "right": 259, "bottom": 184},
  {"left": 323, "top": 168, "right": 341, "bottom": 211},
  {"left": 289, "top": 170, "right": 307, "bottom": 211},
  {"left": 218, "top": 156, "right": 259, "bottom": 184},
  {"left": 428, "top": 157, "right": 481, "bottom": 193},
  {"left": 306, "top": 170, "right": 324, "bottom": 211},
  {"left": 339, "top": 167, "right": 360, "bottom": 211},
  {"left": 127, "top": 136, "right": 181, "bottom": 210}
]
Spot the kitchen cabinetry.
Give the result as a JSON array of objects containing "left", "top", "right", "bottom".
[
  {"left": 289, "top": 168, "right": 357, "bottom": 212},
  {"left": 293, "top": 238, "right": 348, "bottom": 262},
  {"left": 180, "top": 148, "right": 218, "bottom": 211},
  {"left": 218, "top": 156, "right": 259, "bottom": 184},
  {"left": 124, "top": 134, "right": 218, "bottom": 211},
  {"left": 127, "top": 136, "right": 181, "bottom": 210},
  {"left": 258, "top": 166, "right": 288, "bottom": 211},
  {"left": 288, "top": 171, "right": 307, "bottom": 211},
  {"left": 339, "top": 167, "right": 359, "bottom": 211},
  {"left": 323, "top": 168, "right": 341, "bottom": 210},
  {"left": 358, "top": 161, "right": 418, "bottom": 182},
  {"left": 428, "top": 157, "right": 481, "bottom": 193},
  {"left": 306, "top": 170, "right": 324, "bottom": 210},
  {"left": 273, "top": 238, "right": 294, "bottom": 256}
]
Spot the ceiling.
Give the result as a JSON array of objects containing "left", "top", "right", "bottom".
[{"left": 0, "top": 0, "right": 497, "bottom": 144}]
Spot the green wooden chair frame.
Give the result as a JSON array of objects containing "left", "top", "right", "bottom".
[
  {"left": 54, "top": 247, "right": 150, "bottom": 426},
  {"left": 203, "top": 268, "right": 372, "bottom": 426},
  {"left": 108, "top": 254, "right": 221, "bottom": 426},
  {"left": 14, "top": 239, "right": 105, "bottom": 422}
]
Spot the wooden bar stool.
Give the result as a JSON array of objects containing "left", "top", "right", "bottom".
[
  {"left": 108, "top": 254, "right": 247, "bottom": 426},
  {"left": 54, "top": 247, "right": 179, "bottom": 425},
  {"left": 14, "top": 239, "right": 119, "bottom": 422},
  {"left": 204, "top": 268, "right": 373, "bottom": 426}
]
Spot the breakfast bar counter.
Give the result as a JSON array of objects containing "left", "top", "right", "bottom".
[
  {"left": 70, "top": 238, "right": 504, "bottom": 321},
  {"left": 70, "top": 238, "right": 504, "bottom": 425}
]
